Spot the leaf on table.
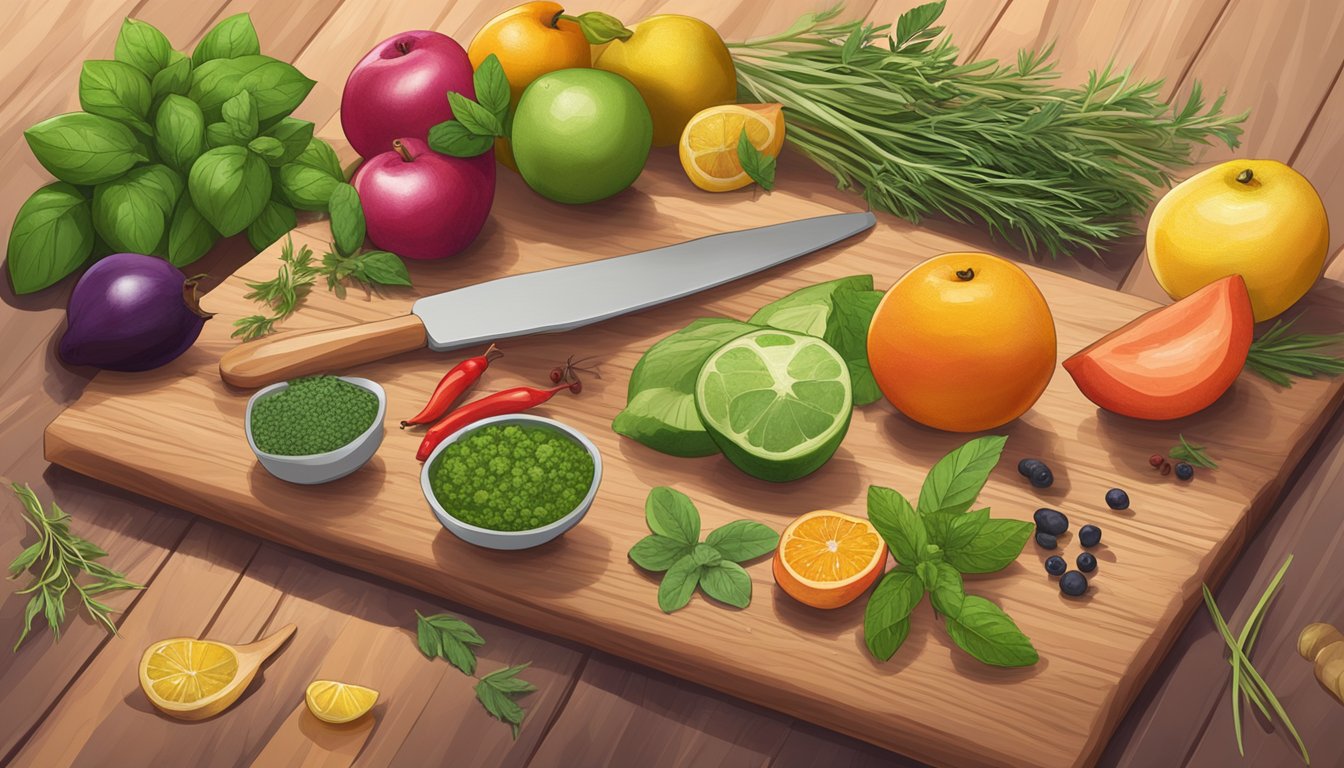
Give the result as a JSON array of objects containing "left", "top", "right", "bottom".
[
  {"left": 657, "top": 555, "right": 702, "bottom": 613},
  {"left": 916, "top": 435, "right": 1006, "bottom": 517},
  {"left": 475, "top": 663, "right": 536, "bottom": 739},
  {"left": 867, "top": 485, "right": 926, "bottom": 565},
  {"left": 415, "top": 611, "right": 486, "bottom": 675},
  {"left": 628, "top": 534, "right": 693, "bottom": 572},
  {"left": 643, "top": 486, "right": 701, "bottom": 546},
  {"left": 704, "top": 519, "right": 779, "bottom": 562},
  {"left": 699, "top": 561, "right": 752, "bottom": 608},
  {"left": 864, "top": 567, "right": 923, "bottom": 660}
]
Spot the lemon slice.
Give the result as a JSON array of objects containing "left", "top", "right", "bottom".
[
  {"left": 679, "top": 103, "right": 785, "bottom": 192},
  {"left": 305, "top": 680, "right": 379, "bottom": 724},
  {"left": 138, "top": 625, "right": 295, "bottom": 721}
]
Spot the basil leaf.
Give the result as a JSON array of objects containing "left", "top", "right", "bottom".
[
  {"left": 941, "top": 510, "right": 1032, "bottom": 574},
  {"left": 25, "top": 112, "right": 146, "bottom": 185},
  {"left": 292, "top": 137, "right": 344, "bottom": 179},
  {"left": 927, "top": 561, "right": 964, "bottom": 615},
  {"left": 262, "top": 118, "right": 314, "bottom": 164},
  {"left": 612, "top": 318, "right": 757, "bottom": 457},
  {"left": 471, "top": 54, "right": 510, "bottom": 123},
  {"left": 192, "top": 13, "right": 260, "bottom": 66},
  {"left": 866, "top": 485, "right": 926, "bottom": 565},
  {"left": 449, "top": 92, "right": 504, "bottom": 137},
  {"left": 916, "top": 435, "right": 1007, "bottom": 517},
  {"left": 699, "top": 561, "right": 751, "bottom": 608},
  {"left": 864, "top": 567, "right": 923, "bottom": 661},
  {"left": 114, "top": 18, "right": 172, "bottom": 78},
  {"left": 6, "top": 183, "right": 93, "bottom": 294},
  {"left": 915, "top": 560, "right": 940, "bottom": 592},
  {"left": 187, "top": 145, "right": 271, "bottom": 236},
  {"left": 205, "top": 122, "right": 243, "bottom": 148},
  {"left": 428, "top": 120, "right": 494, "bottom": 158},
  {"left": 79, "top": 60, "right": 152, "bottom": 134},
  {"left": 939, "top": 593, "right": 1038, "bottom": 668},
  {"left": 278, "top": 163, "right": 339, "bottom": 211},
  {"left": 188, "top": 55, "right": 315, "bottom": 126},
  {"left": 246, "top": 199, "right": 296, "bottom": 252},
  {"left": 92, "top": 164, "right": 182, "bottom": 253},
  {"left": 353, "top": 250, "right": 411, "bottom": 287},
  {"left": 704, "top": 519, "right": 778, "bottom": 562},
  {"left": 154, "top": 94, "right": 205, "bottom": 173},
  {"left": 737, "top": 129, "right": 776, "bottom": 190},
  {"left": 222, "top": 90, "right": 259, "bottom": 142},
  {"left": 167, "top": 196, "right": 218, "bottom": 267},
  {"left": 628, "top": 534, "right": 692, "bottom": 573},
  {"left": 328, "top": 183, "right": 365, "bottom": 257},
  {"left": 657, "top": 555, "right": 701, "bottom": 613},
  {"left": 643, "top": 486, "right": 700, "bottom": 546},
  {"left": 150, "top": 55, "right": 192, "bottom": 101},
  {"left": 248, "top": 136, "right": 286, "bottom": 165},
  {"left": 691, "top": 543, "right": 722, "bottom": 568}
]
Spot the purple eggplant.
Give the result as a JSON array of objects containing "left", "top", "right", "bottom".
[{"left": 58, "top": 254, "right": 213, "bottom": 371}]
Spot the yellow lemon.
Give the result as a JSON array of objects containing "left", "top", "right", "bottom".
[
  {"left": 138, "top": 625, "right": 294, "bottom": 721},
  {"left": 594, "top": 15, "right": 736, "bottom": 147},
  {"left": 679, "top": 103, "right": 785, "bottom": 192},
  {"left": 305, "top": 680, "right": 379, "bottom": 724},
  {"left": 1147, "top": 159, "right": 1328, "bottom": 322}
]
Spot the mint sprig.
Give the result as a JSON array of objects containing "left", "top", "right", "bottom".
[
  {"left": 428, "top": 55, "right": 509, "bottom": 158},
  {"left": 736, "top": 129, "right": 776, "bottom": 190}
]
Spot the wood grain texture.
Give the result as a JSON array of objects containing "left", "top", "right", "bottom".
[{"left": 219, "top": 313, "right": 428, "bottom": 389}]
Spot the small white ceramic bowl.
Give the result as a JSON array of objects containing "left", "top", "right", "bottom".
[
  {"left": 420, "top": 414, "right": 602, "bottom": 550},
  {"left": 245, "top": 376, "right": 386, "bottom": 485}
]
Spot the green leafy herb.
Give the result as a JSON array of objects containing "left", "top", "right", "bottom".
[
  {"left": 560, "top": 11, "right": 634, "bottom": 45},
  {"left": 8, "top": 483, "right": 143, "bottom": 651},
  {"left": 413, "top": 612, "right": 537, "bottom": 739},
  {"left": 1203, "top": 556, "right": 1307, "bottom": 764},
  {"left": 221, "top": 90, "right": 260, "bottom": 143},
  {"left": 428, "top": 54, "right": 510, "bottom": 158},
  {"left": 319, "top": 248, "right": 412, "bottom": 298},
  {"left": 863, "top": 436, "right": 1037, "bottom": 667},
  {"left": 231, "top": 235, "right": 316, "bottom": 340},
  {"left": 187, "top": 54, "right": 314, "bottom": 127},
  {"left": 736, "top": 129, "right": 776, "bottom": 191},
  {"left": 91, "top": 164, "right": 180, "bottom": 254},
  {"left": 246, "top": 200, "right": 297, "bottom": 253},
  {"left": 192, "top": 13, "right": 261, "bottom": 66},
  {"left": 187, "top": 145, "right": 271, "bottom": 236},
  {"left": 150, "top": 56, "right": 192, "bottom": 101},
  {"left": 278, "top": 162, "right": 341, "bottom": 211},
  {"left": 474, "top": 664, "right": 537, "bottom": 739},
  {"left": 167, "top": 196, "right": 218, "bottom": 267},
  {"left": 327, "top": 182, "right": 366, "bottom": 257},
  {"left": 114, "top": 18, "right": 173, "bottom": 78},
  {"left": 1245, "top": 316, "right": 1344, "bottom": 387},
  {"left": 7, "top": 183, "right": 94, "bottom": 294},
  {"left": 427, "top": 121, "right": 494, "bottom": 158},
  {"left": 1170, "top": 434, "right": 1218, "bottom": 470},
  {"left": 78, "top": 60, "right": 151, "bottom": 135},
  {"left": 629, "top": 487, "right": 778, "bottom": 613},
  {"left": 153, "top": 95, "right": 205, "bottom": 173},
  {"left": 24, "top": 112, "right": 146, "bottom": 185},
  {"left": 729, "top": 3, "right": 1246, "bottom": 257},
  {"left": 261, "top": 118, "right": 315, "bottom": 165}
]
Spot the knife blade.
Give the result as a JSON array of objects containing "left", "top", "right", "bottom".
[{"left": 218, "top": 211, "right": 876, "bottom": 388}]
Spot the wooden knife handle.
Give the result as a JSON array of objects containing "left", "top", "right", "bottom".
[{"left": 218, "top": 314, "right": 428, "bottom": 389}]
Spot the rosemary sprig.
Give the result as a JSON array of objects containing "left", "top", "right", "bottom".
[
  {"left": 8, "top": 484, "right": 143, "bottom": 651},
  {"left": 1170, "top": 434, "right": 1218, "bottom": 469},
  {"left": 1245, "top": 316, "right": 1344, "bottom": 387},
  {"left": 1202, "top": 556, "right": 1308, "bottom": 764},
  {"left": 729, "top": 2, "right": 1247, "bottom": 257},
  {"left": 231, "top": 236, "right": 318, "bottom": 341}
]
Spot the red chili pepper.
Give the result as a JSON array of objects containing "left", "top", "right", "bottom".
[
  {"left": 401, "top": 344, "right": 502, "bottom": 428},
  {"left": 416, "top": 380, "right": 581, "bottom": 461}
]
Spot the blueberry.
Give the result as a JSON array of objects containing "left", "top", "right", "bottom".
[
  {"left": 1018, "top": 458, "right": 1044, "bottom": 477},
  {"left": 1035, "top": 531, "right": 1058, "bottom": 550},
  {"left": 1033, "top": 507, "right": 1069, "bottom": 536},
  {"left": 1030, "top": 464, "right": 1054, "bottom": 488},
  {"left": 1079, "top": 524, "right": 1102, "bottom": 548},
  {"left": 1060, "top": 571, "right": 1088, "bottom": 597},
  {"left": 1044, "top": 555, "right": 1067, "bottom": 576},
  {"left": 1105, "top": 488, "right": 1130, "bottom": 510},
  {"left": 1175, "top": 462, "right": 1194, "bottom": 481},
  {"left": 1076, "top": 552, "right": 1097, "bottom": 573}
]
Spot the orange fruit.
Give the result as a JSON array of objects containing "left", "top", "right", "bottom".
[
  {"left": 679, "top": 103, "right": 785, "bottom": 192},
  {"left": 772, "top": 510, "right": 887, "bottom": 609},
  {"left": 867, "top": 252, "right": 1056, "bottom": 432}
]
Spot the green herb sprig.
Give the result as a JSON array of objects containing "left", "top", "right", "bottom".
[
  {"left": 1245, "top": 316, "right": 1344, "bottom": 387},
  {"left": 428, "top": 55, "right": 510, "bottom": 158},
  {"left": 8, "top": 484, "right": 143, "bottom": 651},
  {"left": 736, "top": 130, "right": 776, "bottom": 191},
  {"left": 729, "top": 2, "right": 1247, "bottom": 257},
  {"left": 415, "top": 611, "right": 537, "bottom": 739},
  {"left": 1202, "top": 556, "right": 1308, "bottom": 764},
  {"left": 863, "top": 436, "right": 1038, "bottom": 667},
  {"left": 629, "top": 487, "right": 779, "bottom": 613},
  {"left": 1170, "top": 434, "right": 1218, "bottom": 470}
]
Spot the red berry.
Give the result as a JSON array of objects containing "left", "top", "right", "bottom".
[
  {"left": 1160, "top": 461, "right": 1172, "bottom": 476},
  {"left": 1148, "top": 453, "right": 1163, "bottom": 468},
  {"left": 549, "top": 367, "right": 564, "bottom": 383},
  {"left": 569, "top": 379, "right": 583, "bottom": 394}
]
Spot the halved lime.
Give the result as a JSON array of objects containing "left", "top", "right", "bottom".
[{"left": 694, "top": 329, "right": 852, "bottom": 482}]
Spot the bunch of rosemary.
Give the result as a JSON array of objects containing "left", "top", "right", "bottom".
[{"left": 729, "top": 2, "right": 1248, "bottom": 257}]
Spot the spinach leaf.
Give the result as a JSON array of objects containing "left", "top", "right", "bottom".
[
  {"left": 192, "top": 13, "right": 260, "bottom": 66},
  {"left": 262, "top": 118, "right": 314, "bottom": 165},
  {"left": 917, "top": 435, "right": 1007, "bottom": 517},
  {"left": 79, "top": 60, "right": 151, "bottom": 135},
  {"left": 864, "top": 566, "right": 923, "bottom": 660},
  {"left": 221, "top": 90, "right": 259, "bottom": 143},
  {"left": 150, "top": 55, "right": 192, "bottom": 102},
  {"left": 866, "top": 485, "right": 926, "bottom": 565},
  {"left": 248, "top": 136, "right": 287, "bottom": 165},
  {"left": 657, "top": 555, "right": 701, "bottom": 613},
  {"left": 92, "top": 164, "right": 182, "bottom": 254},
  {"left": 167, "top": 196, "right": 218, "bottom": 267},
  {"left": 154, "top": 94, "right": 205, "bottom": 173},
  {"left": 188, "top": 55, "right": 314, "bottom": 127},
  {"left": 25, "top": 112, "right": 146, "bottom": 185},
  {"left": 327, "top": 183, "right": 365, "bottom": 257},
  {"left": 246, "top": 199, "right": 296, "bottom": 252},
  {"left": 628, "top": 534, "right": 692, "bottom": 572},
  {"left": 6, "top": 183, "right": 94, "bottom": 294},
  {"left": 187, "top": 145, "right": 270, "bottom": 236},
  {"left": 941, "top": 509, "right": 1032, "bottom": 574},
  {"left": 643, "top": 486, "right": 700, "bottom": 546},
  {"left": 704, "top": 519, "right": 779, "bottom": 562},
  {"left": 938, "top": 592, "right": 1039, "bottom": 668},
  {"left": 114, "top": 18, "right": 172, "bottom": 78},
  {"left": 699, "top": 561, "right": 752, "bottom": 608}
]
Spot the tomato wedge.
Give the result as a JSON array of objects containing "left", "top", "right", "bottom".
[{"left": 1063, "top": 275, "right": 1254, "bottom": 420}]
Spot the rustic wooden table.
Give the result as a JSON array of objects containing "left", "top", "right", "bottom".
[{"left": 3, "top": 1, "right": 1344, "bottom": 766}]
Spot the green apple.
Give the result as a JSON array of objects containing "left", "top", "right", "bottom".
[{"left": 511, "top": 69, "right": 653, "bottom": 204}]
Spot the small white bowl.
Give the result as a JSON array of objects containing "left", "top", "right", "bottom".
[
  {"left": 245, "top": 376, "right": 386, "bottom": 485},
  {"left": 420, "top": 414, "right": 602, "bottom": 550}
]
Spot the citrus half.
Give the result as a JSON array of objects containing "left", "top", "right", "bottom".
[
  {"left": 773, "top": 510, "right": 888, "bottom": 609},
  {"left": 679, "top": 103, "right": 785, "bottom": 192}
]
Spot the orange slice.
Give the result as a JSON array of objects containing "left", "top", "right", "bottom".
[
  {"left": 678, "top": 103, "right": 785, "bottom": 192},
  {"left": 773, "top": 510, "right": 888, "bottom": 609}
]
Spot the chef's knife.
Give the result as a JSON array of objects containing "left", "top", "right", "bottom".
[{"left": 218, "top": 211, "right": 877, "bottom": 388}]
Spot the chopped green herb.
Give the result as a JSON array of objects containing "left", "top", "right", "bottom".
[
  {"left": 249, "top": 375, "right": 378, "bottom": 455},
  {"left": 1245, "top": 316, "right": 1344, "bottom": 387}
]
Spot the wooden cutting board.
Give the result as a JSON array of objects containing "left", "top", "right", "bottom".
[{"left": 44, "top": 148, "right": 1344, "bottom": 768}]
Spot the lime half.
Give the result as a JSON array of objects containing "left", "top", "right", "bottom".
[{"left": 695, "top": 329, "right": 852, "bottom": 482}]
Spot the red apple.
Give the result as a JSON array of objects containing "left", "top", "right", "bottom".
[
  {"left": 352, "top": 138, "right": 495, "bottom": 260},
  {"left": 340, "top": 31, "right": 475, "bottom": 160}
]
